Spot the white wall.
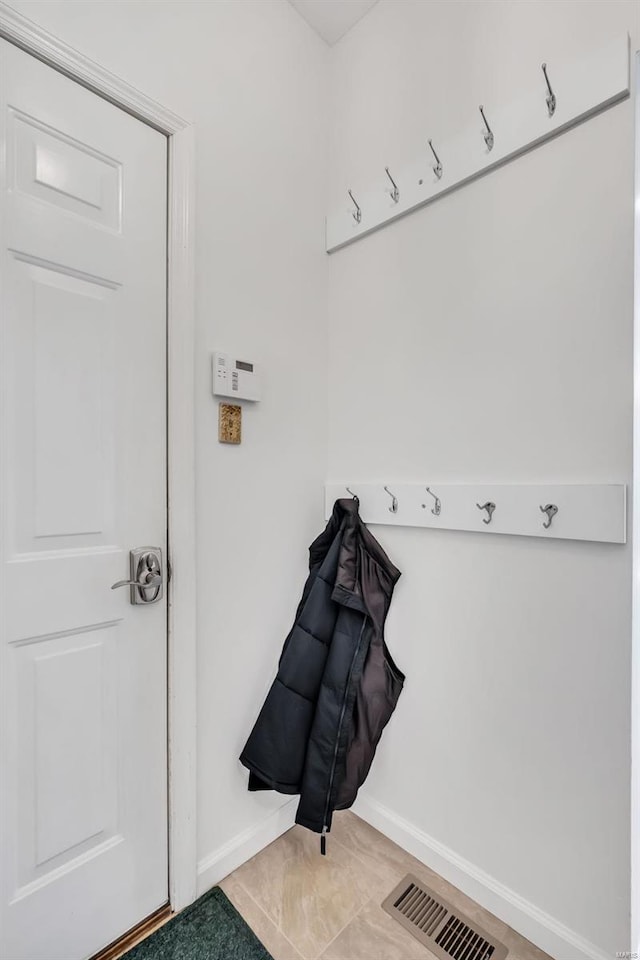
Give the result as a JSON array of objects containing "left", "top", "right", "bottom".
[
  {"left": 327, "top": 1, "right": 637, "bottom": 956},
  {"left": 5, "top": 0, "right": 329, "bottom": 874}
]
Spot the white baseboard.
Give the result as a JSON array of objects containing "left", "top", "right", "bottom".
[
  {"left": 196, "top": 800, "right": 297, "bottom": 897},
  {"left": 353, "top": 795, "right": 609, "bottom": 960}
]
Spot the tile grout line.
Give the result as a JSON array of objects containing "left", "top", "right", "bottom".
[
  {"left": 317, "top": 890, "right": 437, "bottom": 960},
  {"left": 232, "top": 834, "right": 380, "bottom": 960},
  {"left": 232, "top": 874, "right": 306, "bottom": 959},
  {"left": 329, "top": 822, "right": 399, "bottom": 890},
  {"left": 313, "top": 896, "right": 373, "bottom": 960},
  {"left": 322, "top": 823, "right": 440, "bottom": 960},
  {"left": 303, "top": 829, "right": 399, "bottom": 959}
]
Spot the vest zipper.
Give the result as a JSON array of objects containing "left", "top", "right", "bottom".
[{"left": 320, "top": 617, "right": 367, "bottom": 856}]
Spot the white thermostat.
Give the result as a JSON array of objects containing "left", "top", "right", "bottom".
[{"left": 212, "top": 352, "right": 261, "bottom": 402}]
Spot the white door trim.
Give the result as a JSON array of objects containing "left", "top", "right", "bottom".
[{"left": 0, "top": 2, "right": 198, "bottom": 914}]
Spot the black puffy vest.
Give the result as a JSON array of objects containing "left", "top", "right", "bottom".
[{"left": 240, "top": 498, "right": 403, "bottom": 842}]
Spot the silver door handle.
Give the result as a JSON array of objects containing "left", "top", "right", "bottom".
[
  {"left": 111, "top": 547, "right": 163, "bottom": 604},
  {"left": 111, "top": 573, "right": 162, "bottom": 590}
]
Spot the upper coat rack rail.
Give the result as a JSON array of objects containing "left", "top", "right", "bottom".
[
  {"left": 325, "top": 483, "right": 627, "bottom": 544},
  {"left": 326, "top": 34, "right": 629, "bottom": 253}
]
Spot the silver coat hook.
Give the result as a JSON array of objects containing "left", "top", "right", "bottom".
[
  {"left": 384, "top": 485, "right": 398, "bottom": 514},
  {"left": 541, "top": 63, "right": 556, "bottom": 117},
  {"left": 348, "top": 189, "right": 362, "bottom": 224},
  {"left": 476, "top": 501, "right": 496, "bottom": 525},
  {"left": 428, "top": 139, "right": 443, "bottom": 180},
  {"left": 540, "top": 503, "right": 558, "bottom": 529},
  {"left": 345, "top": 486, "right": 359, "bottom": 503},
  {"left": 384, "top": 166, "right": 400, "bottom": 203},
  {"left": 479, "top": 105, "right": 494, "bottom": 151},
  {"left": 423, "top": 486, "right": 441, "bottom": 516}
]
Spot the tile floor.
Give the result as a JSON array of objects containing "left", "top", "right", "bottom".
[{"left": 220, "top": 811, "right": 553, "bottom": 960}]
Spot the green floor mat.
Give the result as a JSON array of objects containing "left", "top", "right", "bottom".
[{"left": 122, "top": 888, "right": 273, "bottom": 960}]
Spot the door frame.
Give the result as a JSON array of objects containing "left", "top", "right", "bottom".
[{"left": 0, "top": 2, "right": 198, "bottom": 914}]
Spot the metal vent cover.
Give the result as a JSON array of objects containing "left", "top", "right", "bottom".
[{"left": 382, "top": 875, "right": 508, "bottom": 960}]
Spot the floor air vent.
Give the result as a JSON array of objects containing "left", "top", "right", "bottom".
[{"left": 382, "top": 875, "right": 508, "bottom": 960}]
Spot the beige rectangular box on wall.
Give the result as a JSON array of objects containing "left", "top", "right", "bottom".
[{"left": 218, "top": 403, "right": 242, "bottom": 444}]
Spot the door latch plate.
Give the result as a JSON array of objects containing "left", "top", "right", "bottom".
[{"left": 127, "top": 547, "right": 163, "bottom": 605}]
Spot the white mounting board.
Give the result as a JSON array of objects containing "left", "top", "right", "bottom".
[
  {"left": 326, "top": 34, "right": 630, "bottom": 253},
  {"left": 324, "top": 484, "right": 627, "bottom": 544}
]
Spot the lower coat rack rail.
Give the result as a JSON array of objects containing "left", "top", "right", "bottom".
[{"left": 324, "top": 484, "right": 627, "bottom": 544}]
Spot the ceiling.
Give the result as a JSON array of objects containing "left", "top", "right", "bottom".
[{"left": 287, "top": 0, "right": 379, "bottom": 46}]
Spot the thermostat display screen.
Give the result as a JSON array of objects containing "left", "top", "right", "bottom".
[{"left": 236, "top": 360, "right": 253, "bottom": 372}]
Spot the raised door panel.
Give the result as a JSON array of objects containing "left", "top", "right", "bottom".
[
  {"left": 11, "top": 108, "right": 122, "bottom": 230},
  {"left": 32, "top": 264, "right": 116, "bottom": 541},
  {"left": 7, "top": 254, "right": 117, "bottom": 555},
  {"left": 13, "top": 626, "right": 119, "bottom": 893}
]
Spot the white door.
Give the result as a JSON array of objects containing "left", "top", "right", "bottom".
[{"left": 0, "top": 40, "right": 169, "bottom": 960}]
